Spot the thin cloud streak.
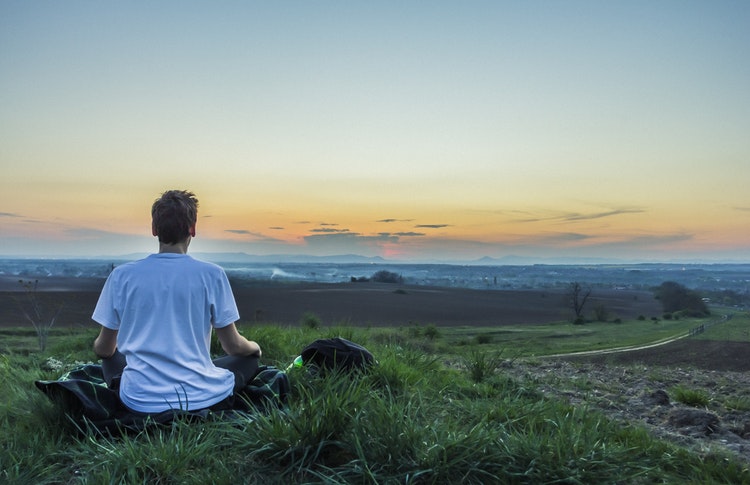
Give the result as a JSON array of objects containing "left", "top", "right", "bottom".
[
  {"left": 532, "top": 232, "right": 594, "bottom": 243},
  {"left": 302, "top": 232, "right": 398, "bottom": 256},
  {"left": 564, "top": 209, "right": 646, "bottom": 221},
  {"left": 310, "top": 228, "right": 350, "bottom": 233},
  {"left": 515, "top": 207, "right": 645, "bottom": 224},
  {"left": 224, "top": 229, "right": 286, "bottom": 243}
]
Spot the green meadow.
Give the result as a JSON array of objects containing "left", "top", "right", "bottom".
[
  {"left": 428, "top": 316, "right": 700, "bottom": 357},
  {"left": 1, "top": 312, "right": 749, "bottom": 484}
]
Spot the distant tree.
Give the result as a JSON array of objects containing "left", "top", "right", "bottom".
[
  {"left": 704, "top": 289, "right": 747, "bottom": 307},
  {"left": 653, "top": 281, "right": 709, "bottom": 317},
  {"left": 568, "top": 282, "right": 592, "bottom": 323},
  {"left": 371, "top": 270, "right": 403, "bottom": 284}
]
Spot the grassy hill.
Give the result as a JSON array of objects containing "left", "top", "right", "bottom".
[{"left": 2, "top": 310, "right": 749, "bottom": 483}]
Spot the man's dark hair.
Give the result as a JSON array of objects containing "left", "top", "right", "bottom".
[{"left": 151, "top": 190, "right": 199, "bottom": 245}]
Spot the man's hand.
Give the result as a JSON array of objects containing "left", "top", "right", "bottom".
[{"left": 245, "top": 339, "right": 262, "bottom": 357}]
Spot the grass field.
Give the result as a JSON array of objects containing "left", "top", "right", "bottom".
[
  {"left": 432, "top": 315, "right": 702, "bottom": 357},
  {"left": 2, "top": 309, "right": 749, "bottom": 484},
  {"left": 688, "top": 308, "right": 750, "bottom": 341},
  {"left": 0, "top": 311, "right": 721, "bottom": 363}
]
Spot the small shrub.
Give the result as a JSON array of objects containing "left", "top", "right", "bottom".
[
  {"left": 724, "top": 396, "right": 750, "bottom": 412},
  {"left": 423, "top": 324, "right": 440, "bottom": 340},
  {"left": 637, "top": 315, "right": 646, "bottom": 321},
  {"left": 671, "top": 385, "right": 710, "bottom": 407},
  {"left": 407, "top": 325, "right": 422, "bottom": 338},
  {"left": 300, "top": 311, "right": 321, "bottom": 330},
  {"left": 474, "top": 333, "right": 492, "bottom": 344},
  {"left": 464, "top": 350, "right": 503, "bottom": 383}
]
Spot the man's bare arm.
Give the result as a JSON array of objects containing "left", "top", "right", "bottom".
[
  {"left": 93, "top": 327, "right": 118, "bottom": 358},
  {"left": 215, "top": 323, "right": 262, "bottom": 357}
]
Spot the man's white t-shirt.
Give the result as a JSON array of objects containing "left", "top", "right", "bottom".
[{"left": 92, "top": 253, "right": 240, "bottom": 413}]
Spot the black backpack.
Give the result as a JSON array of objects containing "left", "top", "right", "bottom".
[{"left": 299, "top": 337, "right": 375, "bottom": 372}]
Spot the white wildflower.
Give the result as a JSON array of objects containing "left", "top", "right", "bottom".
[{"left": 43, "top": 357, "right": 64, "bottom": 372}]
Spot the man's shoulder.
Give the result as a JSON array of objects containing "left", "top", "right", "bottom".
[
  {"left": 185, "top": 255, "right": 221, "bottom": 267},
  {"left": 184, "top": 255, "right": 228, "bottom": 275},
  {"left": 112, "top": 254, "right": 183, "bottom": 271},
  {"left": 113, "top": 254, "right": 225, "bottom": 274},
  {"left": 110, "top": 258, "right": 144, "bottom": 273}
]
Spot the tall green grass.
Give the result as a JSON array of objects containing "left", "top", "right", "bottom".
[{"left": 1, "top": 322, "right": 748, "bottom": 484}]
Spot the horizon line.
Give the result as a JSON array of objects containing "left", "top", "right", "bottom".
[{"left": 1, "top": 251, "right": 748, "bottom": 266}]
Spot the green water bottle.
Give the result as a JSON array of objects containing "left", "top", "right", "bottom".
[{"left": 287, "top": 355, "right": 304, "bottom": 371}]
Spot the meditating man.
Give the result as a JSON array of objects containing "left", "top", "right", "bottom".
[{"left": 92, "top": 189, "right": 261, "bottom": 413}]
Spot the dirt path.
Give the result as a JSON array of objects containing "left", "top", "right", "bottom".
[
  {"left": 541, "top": 314, "right": 730, "bottom": 359},
  {"left": 519, "top": 314, "right": 750, "bottom": 466}
]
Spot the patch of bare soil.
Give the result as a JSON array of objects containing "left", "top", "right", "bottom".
[
  {"left": 0, "top": 279, "right": 663, "bottom": 328},
  {"left": 233, "top": 283, "right": 662, "bottom": 327},
  {"left": 502, "top": 341, "right": 750, "bottom": 465},
  {"left": 0, "top": 291, "right": 101, "bottom": 329},
  {"left": 566, "top": 339, "right": 750, "bottom": 373}
]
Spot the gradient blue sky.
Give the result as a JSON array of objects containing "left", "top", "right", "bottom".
[{"left": 1, "top": 1, "right": 749, "bottom": 262}]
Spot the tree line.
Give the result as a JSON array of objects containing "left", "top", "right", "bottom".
[{"left": 569, "top": 280, "right": 710, "bottom": 323}]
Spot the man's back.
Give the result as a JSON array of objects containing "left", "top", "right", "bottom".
[{"left": 93, "top": 254, "right": 239, "bottom": 412}]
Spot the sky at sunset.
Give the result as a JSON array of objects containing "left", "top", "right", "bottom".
[{"left": 1, "top": 2, "right": 749, "bottom": 262}]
